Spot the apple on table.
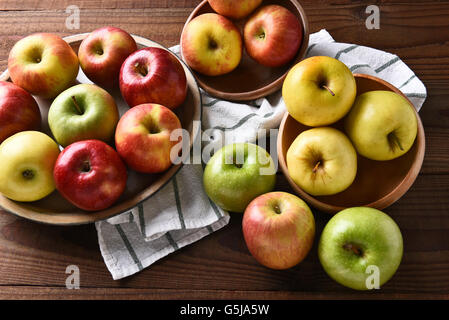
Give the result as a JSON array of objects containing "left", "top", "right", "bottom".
[
  {"left": 54, "top": 140, "right": 127, "bottom": 211},
  {"left": 115, "top": 103, "right": 182, "bottom": 174},
  {"left": 282, "top": 56, "right": 357, "bottom": 127},
  {"left": 120, "top": 47, "right": 187, "bottom": 109},
  {"left": 203, "top": 143, "right": 276, "bottom": 213},
  {"left": 0, "top": 131, "right": 60, "bottom": 202},
  {"left": 244, "top": 5, "right": 303, "bottom": 68},
  {"left": 181, "top": 13, "right": 242, "bottom": 76},
  {"left": 286, "top": 127, "right": 358, "bottom": 196},
  {"left": 207, "top": 0, "right": 262, "bottom": 20},
  {"left": 78, "top": 26, "right": 137, "bottom": 88},
  {"left": 318, "top": 207, "right": 403, "bottom": 290},
  {"left": 48, "top": 83, "right": 119, "bottom": 147},
  {"left": 243, "top": 191, "right": 315, "bottom": 270},
  {"left": 0, "top": 81, "right": 41, "bottom": 144},
  {"left": 345, "top": 90, "right": 418, "bottom": 161},
  {"left": 8, "top": 33, "right": 79, "bottom": 99}
]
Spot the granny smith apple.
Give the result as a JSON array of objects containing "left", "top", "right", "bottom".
[
  {"left": 282, "top": 56, "right": 357, "bottom": 126},
  {"left": 318, "top": 207, "right": 403, "bottom": 290},
  {"left": 48, "top": 84, "right": 119, "bottom": 147},
  {"left": 203, "top": 143, "right": 276, "bottom": 212},
  {"left": 345, "top": 90, "right": 418, "bottom": 161},
  {"left": 0, "top": 131, "right": 60, "bottom": 202},
  {"left": 286, "top": 127, "right": 357, "bottom": 196}
]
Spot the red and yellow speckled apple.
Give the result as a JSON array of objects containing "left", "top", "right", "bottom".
[
  {"left": 207, "top": 0, "right": 262, "bottom": 20},
  {"left": 8, "top": 33, "right": 79, "bottom": 99},
  {"left": 78, "top": 26, "right": 137, "bottom": 88},
  {"left": 119, "top": 47, "right": 187, "bottom": 109},
  {"left": 243, "top": 192, "right": 315, "bottom": 270},
  {"left": 115, "top": 103, "right": 182, "bottom": 173},
  {"left": 244, "top": 5, "right": 302, "bottom": 67},
  {"left": 0, "top": 81, "right": 41, "bottom": 144},
  {"left": 53, "top": 140, "right": 127, "bottom": 211},
  {"left": 181, "top": 13, "right": 242, "bottom": 76}
]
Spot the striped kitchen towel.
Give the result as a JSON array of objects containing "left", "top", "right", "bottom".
[{"left": 96, "top": 29, "right": 427, "bottom": 280}]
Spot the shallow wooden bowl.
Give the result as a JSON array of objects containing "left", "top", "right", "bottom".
[
  {"left": 180, "top": 0, "right": 309, "bottom": 101},
  {"left": 0, "top": 33, "right": 202, "bottom": 225},
  {"left": 277, "top": 74, "right": 425, "bottom": 214}
]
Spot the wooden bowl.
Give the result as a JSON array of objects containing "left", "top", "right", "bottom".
[
  {"left": 277, "top": 74, "right": 425, "bottom": 214},
  {"left": 180, "top": 0, "right": 309, "bottom": 101},
  {"left": 0, "top": 33, "right": 202, "bottom": 225}
]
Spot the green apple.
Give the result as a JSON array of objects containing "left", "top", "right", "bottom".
[
  {"left": 345, "top": 90, "right": 418, "bottom": 161},
  {"left": 203, "top": 143, "right": 276, "bottom": 212},
  {"left": 318, "top": 207, "right": 403, "bottom": 290},
  {"left": 48, "top": 84, "right": 119, "bottom": 147},
  {"left": 286, "top": 127, "right": 357, "bottom": 196},
  {"left": 282, "top": 56, "right": 357, "bottom": 126},
  {"left": 0, "top": 131, "right": 60, "bottom": 202}
]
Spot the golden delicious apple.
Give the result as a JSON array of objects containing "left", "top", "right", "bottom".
[
  {"left": 345, "top": 90, "right": 418, "bottom": 161},
  {"left": 286, "top": 127, "right": 357, "bottom": 196}
]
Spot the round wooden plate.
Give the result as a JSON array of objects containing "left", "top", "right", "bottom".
[
  {"left": 0, "top": 33, "right": 202, "bottom": 225},
  {"left": 180, "top": 0, "right": 309, "bottom": 101},
  {"left": 277, "top": 74, "right": 426, "bottom": 214}
]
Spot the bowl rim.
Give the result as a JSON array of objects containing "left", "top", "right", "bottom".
[
  {"left": 0, "top": 33, "right": 203, "bottom": 225},
  {"left": 277, "top": 73, "right": 426, "bottom": 214},
  {"left": 180, "top": 0, "right": 310, "bottom": 101}
]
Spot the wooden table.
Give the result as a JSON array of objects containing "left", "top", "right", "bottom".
[{"left": 0, "top": 0, "right": 448, "bottom": 300}]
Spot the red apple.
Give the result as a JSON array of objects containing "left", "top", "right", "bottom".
[
  {"left": 0, "top": 81, "right": 41, "bottom": 144},
  {"left": 244, "top": 5, "right": 302, "bottom": 67},
  {"left": 8, "top": 33, "right": 79, "bottom": 99},
  {"left": 242, "top": 192, "right": 315, "bottom": 270},
  {"left": 207, "top": 0, "right": 262, "bottom": 20},
  {"left": 115, "top": 103, "right": 182, "bottom": 173},
  {"left": 53, "top": 140, "right": 127, "bottom": 211},
  {"left": 119, "top": 47, "right": 187, "bottom": 109},
  {"left": 78, "top": 26, "right": 137, "bottom": 88}
]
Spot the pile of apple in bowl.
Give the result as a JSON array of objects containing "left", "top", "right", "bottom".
[
  {"left": 0, "top": 27, "right": 201, "bottom": 225},
  {"left": 278, "top": 56, "right": 425, "bottom": 214}
]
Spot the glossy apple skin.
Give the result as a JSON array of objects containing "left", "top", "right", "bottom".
[
  {"left": 207, "top": 0, "right": 262, "bottom": 19},
  {"left": 0, "top": 131, "right": 60, "bottom": 202},
  {"left": 181, "top": 13, "right": 242, "bottom": 76},
  {"left": 8, "top": 33, "right": 79, "bottom": 99},
  {"left": 282, "top": 56, "right": 356, "bottom": 126},
  {"left": 287, "top": 127, "right": 357, "bottom": 196},
  {"left": 318, "top": 207, "right": 403, "bottom": 290},
  {"left": 345, "top": 90, "right": 418, "bottom": 161},
  {"left": 48, "top": 84, "right": 119, "bottom": 147},
  {"left": 244, "top": 5, "right": 302, "bottom": 67},
  {"left": 0, "top": 81, "right": 41, "bottom": 144},
  {"left": 115, "top": 103, "right": 182, "bottom": 173},
  {"left": 119, "top": 47, "right": 187, "bottom": 109},
  {"left": 78, "top": 26, "right": 137, "bottom": 88},
  {"left": 54, "top": 140, "right": 127, "bottom": 211},
  {"left": 243, "top": 192, "right": 315, "bottom": 270},
  {"left": 203, "top": 143, "right": 276, "bottom": 212}
]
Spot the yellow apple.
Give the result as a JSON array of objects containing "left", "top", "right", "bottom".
[
  {"left": 0, "top": 131, "right": 60, "bottom": 202},
  {"left": 282, "top": 56, "right": 356, "bottom": 126},
  {"left": 287, "top": 127, "right": 357, "bottom": 196},
  {"left": 181, "top": 13, "right": 242, "bottom": 76},
  {"left": 345, "top": 90, "right": 418, "bottom": 161}
]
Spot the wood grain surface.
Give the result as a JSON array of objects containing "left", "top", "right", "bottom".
[{"left": 0, "top": 0, "right": 448, "bottom": 300}]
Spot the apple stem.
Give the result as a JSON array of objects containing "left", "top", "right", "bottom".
[
  {"left": 71, "top": 96, "right": 83, "bottom": 115},
  {"left": 312, "top": 161, "right": 321, "bottom": 173},
  {"left": 322, "top": 85, "right": 335, "bottom": 96},
  {"left": 389, "top": 133, "right": 404, "bottom": 151},
  {"left": 343, "top": 243, "right": 363, "bottom": 256}
]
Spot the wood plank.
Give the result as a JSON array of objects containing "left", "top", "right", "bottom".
[{"left": 0, "top": 173, "right": 448, "bottom": 294}]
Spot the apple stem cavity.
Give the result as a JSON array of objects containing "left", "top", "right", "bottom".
[
  {"left": 321, "top": 85, "right": 335, "bottom": 96},
  {"left": 343, "top": 243, "right": 364, "bottom": 257},
  {"left": 134, "top": 62, "right": 148, "bottom": 77},
  {"left": 388, "top": 132, "right": 404, "bottom": 151},
  {"left": 81, "top": 161, "right": 91, "bottom": 173},
  {"left": 312, "top": 161, "right": 321, "bottom": 173},
  {"left": 22, "top": 169, "right": 34, "bottom": 180},
  {"left": 71, "top": 96, "right": 83, "bottom": 115}
]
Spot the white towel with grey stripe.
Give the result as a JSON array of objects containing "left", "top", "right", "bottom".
[{"left": 95, "top": 29, "right": 427, "bottom": 280}]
